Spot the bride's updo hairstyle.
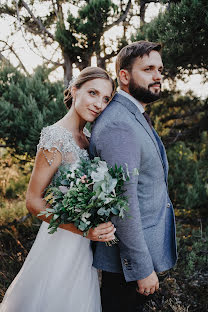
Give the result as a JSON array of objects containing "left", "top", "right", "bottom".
[{"left": 64, "top": 67, "right": 115, "bottom": 109}]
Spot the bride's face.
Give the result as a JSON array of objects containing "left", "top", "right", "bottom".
[{"left": 72, "top": 78, "right": 113, "bottom": 123}]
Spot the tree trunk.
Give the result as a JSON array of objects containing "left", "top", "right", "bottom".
[
  {"left": 63, "top": 52, "right": 72, "bottom": 87},
  {"left": 140, "top": 0, "right": 146, "bottom": 27},
  {"left": 77, "top": 58, "right": 91, "bottom": 71},
  {"left": 97, "top": 55, "right": 106, "bottom": 69}
]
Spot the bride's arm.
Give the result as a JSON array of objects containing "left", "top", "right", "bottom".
[{"left": 26, "top": 149, "right": 115, "bottom": 242}]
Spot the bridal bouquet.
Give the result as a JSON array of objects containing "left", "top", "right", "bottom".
[{"left": 39, "top": 157, "right": 138, "bottom": 237}]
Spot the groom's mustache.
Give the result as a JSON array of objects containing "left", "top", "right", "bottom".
[{"left": 148, "top": 82, "right": 161, "bottom": 88}]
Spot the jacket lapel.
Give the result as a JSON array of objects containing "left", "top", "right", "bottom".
[
  {"left": 152, "top": 128, "right": 169, "bottom": 183},
  {"left": 134, "top": 110, "right": 166, "bottom": 170},
  {"left": 113, "top": 93, "right": 166, "bottom": 176}
]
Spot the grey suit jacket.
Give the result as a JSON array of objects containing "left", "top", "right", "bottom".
[{"left": 89, "top": 93, "right": 177, "bottom": 282}]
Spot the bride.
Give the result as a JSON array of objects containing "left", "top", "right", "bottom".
[{"left": 0, "top": 67, "right": 116, "bottom": 312}]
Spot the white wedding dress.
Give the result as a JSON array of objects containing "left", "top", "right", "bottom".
[{"left": 0, "top": 125, "right": 101, "bottom": 312}]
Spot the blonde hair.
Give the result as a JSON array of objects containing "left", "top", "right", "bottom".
[{"left": 64, "top": 67, "right": 115, "bottom": 109}]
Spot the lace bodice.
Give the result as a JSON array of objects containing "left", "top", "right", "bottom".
[{"left": 37, "top": 124, "right": 89, "bottom": 165}]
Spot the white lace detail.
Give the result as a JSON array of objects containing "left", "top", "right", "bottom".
[
  {"left": 37, "top": 124, "right": 89, "bottom": 166},
  {"left": 42, "top": 148, "right": 58, "bottom": 166}
]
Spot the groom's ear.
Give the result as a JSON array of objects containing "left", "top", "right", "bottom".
[{"left": 119, "top": 69, "right": 130, "bottom": 86}]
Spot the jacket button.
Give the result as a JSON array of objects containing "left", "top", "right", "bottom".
[{"left": 167, "top": 203, "right": 171, "bottom": 208}]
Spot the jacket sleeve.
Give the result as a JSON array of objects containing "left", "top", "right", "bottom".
[{"left": 90, "top": 121, "right": 154, "bottom": 282}]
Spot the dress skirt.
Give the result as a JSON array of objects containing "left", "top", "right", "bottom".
[{"left": 0, "top": 222, "right": 101, "bottom": 312}]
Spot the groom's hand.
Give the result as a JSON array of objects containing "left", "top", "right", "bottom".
[{"left": 137, "top": 271, "right": 159, "bottom": 296}]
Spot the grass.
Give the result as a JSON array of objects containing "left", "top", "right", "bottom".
[
  {"left": 0, "top": 199, "right": 41, "bottom": 300},
  {"left": 144, "top": 214, "right": 208, "bottom": 312},
  {"left": 0, "top": 199, "right": 28, "bottom": 223}
]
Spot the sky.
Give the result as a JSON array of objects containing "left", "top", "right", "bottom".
[{"left": 0, "top": 1, "right": 208, "bottom": 98}]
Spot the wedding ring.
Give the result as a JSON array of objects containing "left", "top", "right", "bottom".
[{"left": 98, "top": 235, "right": 102, "bottom": 239}]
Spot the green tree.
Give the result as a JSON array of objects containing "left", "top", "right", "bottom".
[
  {"left": 132, "top": 0, "right": 208, "bottom": 214},
  {"left": 0, "top": 64, "right": 65, "bottom": 157},
  {"left": 167, "top": 140, "right": 208, "bottom": 214},
  {"left": 0, "top": 0, "right": 133, "bottom": 85},
  {"left": 0, "top": 1, "right": 166, "bottom": 85},
  {"left": 149, "top": 90, "right": 208, "bottom": 146},
  {"left": 134, "top": 0, "right": 208, "bottom": 80},
  {"left": 133, "top": 0, "right": 208, "bottom": 145}
]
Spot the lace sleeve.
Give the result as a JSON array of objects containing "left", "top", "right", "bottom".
[{"left": 37, "top": 125, "right": 79, "bottom": 166}]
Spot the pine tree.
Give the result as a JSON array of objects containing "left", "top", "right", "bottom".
[
  {"left": 0, "top": 0, "right": 133, "bottom": 85},
  {"left": 0, "top": 64, "right": 65, "bottom": 157},
  {"left": 133, "top": 0, "right": 208, "bottom": 213},
  {"left": 133, "top": 0, "right": 208, "bottom": 144},
  {"left": 134, "top": 0, "right": 208, "bottom": 80}
]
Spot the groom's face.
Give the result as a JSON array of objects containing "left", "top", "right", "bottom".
[{"left": 127, "top": 51, "right": 163, "bottom": 104}]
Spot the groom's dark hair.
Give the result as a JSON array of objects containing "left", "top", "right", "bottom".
[{"left": 116, "top": 41, "right": 162, "bottom": 80}]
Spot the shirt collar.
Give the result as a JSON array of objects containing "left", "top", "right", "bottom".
[{"left": 118, "top": 89, "right": 145, "bottom": 114}]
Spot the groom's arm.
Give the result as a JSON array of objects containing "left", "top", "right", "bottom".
[{"left": 91, "top": 121, "right": 154, "bottom": 282}]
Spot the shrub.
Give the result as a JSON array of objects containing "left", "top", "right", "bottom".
[{"left": 167, "top": 141, "right": 208, "bottom": 215}]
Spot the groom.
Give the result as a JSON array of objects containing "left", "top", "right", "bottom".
[{"left": 89, "top": 41, "right": 177, "bottom": 312}]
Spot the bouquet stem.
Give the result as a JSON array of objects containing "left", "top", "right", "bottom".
[{"left": 105, "top": 236, "right": 119, "bottom": 247}]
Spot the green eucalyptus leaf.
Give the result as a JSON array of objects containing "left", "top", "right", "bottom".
[
  {"left": 111, "top": 207, "right": 120, "bottom": 215},
  {"left": 97, "top": 207, "right": 106, "bottom": 216}
]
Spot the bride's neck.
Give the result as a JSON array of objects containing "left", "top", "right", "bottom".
[{"left": 61, "top": 109, "right": 86, "bottom": 134}]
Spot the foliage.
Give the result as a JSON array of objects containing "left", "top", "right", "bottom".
[
  {"left": 148, "top": 91, "right": 208, "bottom": 218},
  {"left": 147, "top": 92, "right": 208, "bottom": 218},
  {"left": 40, "top": 157, "right": 132, "bottom": 234},
  {"left": 0, "top": 133, "right": 207, "bottom": 310},
  {"left": 0, "top": 64, "right": 66, "bottom": 156},
  {"left": 142, "top": 219, "right": 208, "bottom": 311},
  {"left": 0, "top": 211, "right": 40, "bottom": 301},
  {"left": 176, "top": 223, "right": 208, "bottom": 277},
  {"left": 5, "top": 177, "right": 28, "bottom": 200},
  {"left": 0, "top": 147, "right": 32, "bottom": 200},
  {"left": 0, "top": 0, "right": 136, "bottom": 83},
  {"left": 55, "top": 0, "right": 122, "bottom": 70},
  {"left": 134, "top": 0, "right": 208, "bottom": 80},
  {"left": 1, "top": 198, "right": 207, "bottom": 311},
  {"left": 149, "top": 90, "right": 208, "bottom": 145},
  {"left": 167, "top": 140, "right": 208, "bottom": 215},
  {"left": 147, "top": 91, "right": 208, "bottom": 218}
]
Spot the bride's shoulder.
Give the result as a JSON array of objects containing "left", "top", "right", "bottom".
[
  {"left": 40, "top": 124, "right": 72, "bottom": 138},
  {"left": 37, "top": 124, "right": 73, "bottom": 151}
]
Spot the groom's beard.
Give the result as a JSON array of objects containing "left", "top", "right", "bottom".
[{"left": 129, "top": 77, "right": 161, "bottom": 104}]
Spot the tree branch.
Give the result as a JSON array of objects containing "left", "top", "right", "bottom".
[
  {"left": 103, "top": 50, "right": 118, "bottom": 61},
  {"left": 20, "top": 0, "right": 54, "bottom": 40},
  {"left": 0, "top": 40, "right": 29, "bottom": 75},
  {"left": 0, "top": 144, "right": 8, "bottom": 148},
  {"left": 0, "top": 4, "right": 17, "bottom": 17},
  {"left": 51, "top": 0, "right": 58, "bottom": 18},
  {"left": 31, "top": 37, "right": 63, "bottom": 67},
  {"left": 56, "top": 0, "right": 64, "bottom": 24},
  {"left": 104, "top": 0, "right": 132, "bottom": 32},
  {"left": 143, "top": 0, "right": 160, "bottom": 3},
  {"left": 0, "top": 52, "right": 11, "bottom": 65},
  {"left": 14, "top": 3, "right": 62, "bottom": 69}
]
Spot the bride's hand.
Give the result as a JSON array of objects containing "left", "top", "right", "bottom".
[{"left": 86, "top": 222, "right": 116, "bottom": 242}]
